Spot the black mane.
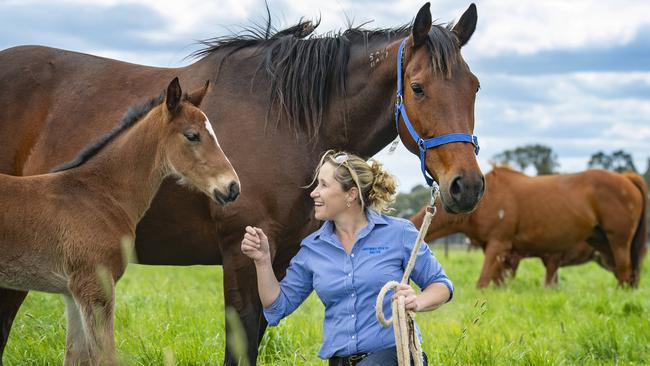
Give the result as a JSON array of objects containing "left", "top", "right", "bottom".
[
  {"left": 52, "top": 93, "right": 165, "bottom": 172},
  {"left": 191, "top": 14, "right": 459, "bottom": 138}
]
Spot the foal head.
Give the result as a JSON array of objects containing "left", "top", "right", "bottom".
[
  {"left": 398, "top": 3, "right": 484, "bottom": 213},
  {"left": 162, "top": 78, "right": 240, "bottom": 205}
]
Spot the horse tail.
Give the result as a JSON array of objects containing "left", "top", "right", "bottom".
[{"left": 624, "top": 172, "right": 647, "bottom": 287}]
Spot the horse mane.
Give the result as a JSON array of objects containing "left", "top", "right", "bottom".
[
  {"left": 190, "top": 13, "right": 459, "bottom": 139},
  {"left": 52, "top": 93, "right": 165, "bottom": 172},
  {"left": 491, "top": 166, "right": 525, "bottom": 176}
]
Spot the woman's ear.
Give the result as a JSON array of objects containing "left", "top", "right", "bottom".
[{"left": 348, "top": 187, "right": 359, "bottom": 202}]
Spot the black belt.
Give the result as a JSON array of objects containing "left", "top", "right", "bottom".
[{"left": 329, "top": 353, "right": 368, "bottom": 366}]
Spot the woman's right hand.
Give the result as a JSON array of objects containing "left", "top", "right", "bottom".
[{"left": 241, "top": 226, "right": 271, "bottom": 264}]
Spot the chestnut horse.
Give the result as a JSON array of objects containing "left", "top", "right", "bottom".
[
  {"left": 497, "top": 241, "right": 607, "bottom": 286},
  {"left": 411, "top": 167, "right": 647, "bottom": 288},
  {"left": 0, "top": 78, "right": 239, "bottom": 364},
  {"left": 0, "top": 3, "right": 483, "bottom": 364}
]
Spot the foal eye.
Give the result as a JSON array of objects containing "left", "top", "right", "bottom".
[
  {"left": 410, "top": 83, "right": 424, "bottom": 96},
  {"left": 184, "top": 132, "right": 201, "bottom": 143}
]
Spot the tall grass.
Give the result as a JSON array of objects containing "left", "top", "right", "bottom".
[{"left": 5, "top": 249, "right": 650, "bottom": 365}]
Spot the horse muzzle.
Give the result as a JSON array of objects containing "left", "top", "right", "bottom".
[
  {"left": 440, "top": 172, "right": 484, "bottom": 214},
  {"left": 213, "top": 181, "right": 240, "bottom": 205}
]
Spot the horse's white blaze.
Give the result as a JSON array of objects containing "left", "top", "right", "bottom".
[{"left": 201, "top": 112, "right": 220, "bottom": 146}]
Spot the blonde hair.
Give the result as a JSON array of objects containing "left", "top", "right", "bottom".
[{"left": 307, "top": 150, "right": 398, "bottom": 213}]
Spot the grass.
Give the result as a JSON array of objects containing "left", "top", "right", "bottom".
[{"left": 4, "top": 248, "right": 650, "bottom": 365}]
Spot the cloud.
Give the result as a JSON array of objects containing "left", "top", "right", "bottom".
[
  {"left": 471, "top": 27, "right": 650, "bottom": 75},
  {"left": 468, "top": 0, "right": 650, "bottom": 57}
]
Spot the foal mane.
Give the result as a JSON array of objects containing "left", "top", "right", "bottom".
[
  {"left": 190, "top": 12, "right": 459, "bottom": 139},
  {"left": 52, "top": 93, "right": 165, "bottom": 172}
]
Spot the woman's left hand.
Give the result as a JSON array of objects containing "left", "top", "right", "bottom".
[{"left": 392, "top": 284, "right": 420, "bottom": 311}]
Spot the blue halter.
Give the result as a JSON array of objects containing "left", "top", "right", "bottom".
[{"left": 394, "top": 38, "right": 480, "bottom": 186}]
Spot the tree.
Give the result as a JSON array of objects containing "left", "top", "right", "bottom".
[
  {"left": 588, "top": 150, "right": 637, "bottom": 173},
  {"left": 491, "top": 144, "right": 559, "bottom": 175},
  {"left": 393, "top": 184, "right": 431, "bottom": 218}
]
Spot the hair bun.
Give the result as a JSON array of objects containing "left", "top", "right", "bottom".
[{"left": 367, "top": 159, "right": 397, "bottom": 213}]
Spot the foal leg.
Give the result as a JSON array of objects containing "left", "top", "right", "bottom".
[
  {"left": 477, "top": 240, "right": 510, "bottom": 288},
  {"left": 69, "top": 274, "right": 116, "bottom": 365},
  {"left": 542, "top": 255, "right": 561, "bottom": 288},
  {"left": 0, "top": 288, "right": 27, "bottom": 361},
  {"left": 64, "top": 295, "right": 91, "bottom": 366}
]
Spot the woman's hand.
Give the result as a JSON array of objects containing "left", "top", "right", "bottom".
[
  {"left": 241, "top": 226, "right": 271, "bottom": 265},
  {"left": 392, "top": 283, "right": 420, "bottom": 311}
]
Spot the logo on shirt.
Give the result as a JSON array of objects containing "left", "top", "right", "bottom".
[{"left": 362, "top": 246, "right": 389, "bottom": 254}]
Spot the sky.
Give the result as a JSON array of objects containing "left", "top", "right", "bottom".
[{"left": 1, "top": 0, "right": 649, "bottom": 192}]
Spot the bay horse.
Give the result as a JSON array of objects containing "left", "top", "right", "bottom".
[
  {"left": 411, "top": 167, "right": 647, "bottom": 288},
  {"left": 0, "top": 78, "right": 240, "bottom": 364},
  {"left": 0, "top": 3, "right": 483, "bottom": 364}
]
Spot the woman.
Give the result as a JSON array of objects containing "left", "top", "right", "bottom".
[{"left": 241, "top": 150, "right": 453, "bottom": 365}]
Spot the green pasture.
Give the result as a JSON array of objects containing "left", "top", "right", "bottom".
[{"left": 5, "top": 248, "right": 650, "bottom": 365}]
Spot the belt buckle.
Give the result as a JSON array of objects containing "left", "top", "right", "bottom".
[{"left": 348, "top": 353, "right": 367, "bottom": 365}]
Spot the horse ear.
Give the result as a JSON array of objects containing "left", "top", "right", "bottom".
[
  {"left": 166, "top": 77, "right": 182, "bottom": 113},
  {"left": 187, "top": 80, "right": 210, "bottom": 107},
  {"left": 412, "top": 2, "right": 432, "bottom": 48},
  {"left": 452, "top": 3, "right": 478, "bottom": 48}
]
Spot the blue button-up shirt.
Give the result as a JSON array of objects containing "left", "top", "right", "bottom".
[{"left": 263, "top": 210, "right": 454, "bottom": 359}]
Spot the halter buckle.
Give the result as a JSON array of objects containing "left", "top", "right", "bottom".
[{"left": 395, "top": 94, "right": 403, "bottom": 107}]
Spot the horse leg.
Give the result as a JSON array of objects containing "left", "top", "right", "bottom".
[
  {"left": 611, "top": 240, "right": 634, "bottom": 286},
  {"left": 69, "top": 274, "right": 116, "bottom": 365},
  {"left": 222, "top": 254, "right": 265, "bottom": 366},
  {"left": 541, "top": 255, "right": 560, "bottom": 288},
  {"left": 0, "top": 288, "right": 27, "bottom": 362},
  {"left": 477, "top": 240, "right": 509, "bottom": 288},
  {"left": 64, "top": 295, "right": 91, "bottom": 366}
]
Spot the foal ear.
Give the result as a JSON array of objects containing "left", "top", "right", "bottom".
[
  {"left": 452, "top": 3, "right": 478, "bottom": 48},
  {"left": 412, "top": 2, "right": 432, "bottom": 48},
  {"left": 166, "top": 77, "right": 182, "bottom": 113},
  {"left": 187, "top": 80, "right": 210, "bottom": 107}
]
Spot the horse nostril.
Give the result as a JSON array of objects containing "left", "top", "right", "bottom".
[
  {"left": 450, "top": 175, "right": 464, "bottom": 202},
  {"left": 479, "top": 175, "right": 486, "bottom": 195},
  {"left": 227, "top": 181, "right": 240, "bottom": 202}
]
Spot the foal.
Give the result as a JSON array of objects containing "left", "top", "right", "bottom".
[{"left": 0, "top": 78, "right": 240, "bottom": 364}]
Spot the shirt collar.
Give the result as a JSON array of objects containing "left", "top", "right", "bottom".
[{"left": 314, "top": 209, "right": 388, "bottom": 242}]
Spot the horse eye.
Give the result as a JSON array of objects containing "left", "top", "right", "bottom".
[
  {"left": 477, "top": 83, "right": 481, "bottom": 93},
  {"left": 184, "top": 132, "right": 201, "bottom": 143},
  {"left": 411, "top": 83, "right": 424, "bottom": 96}
]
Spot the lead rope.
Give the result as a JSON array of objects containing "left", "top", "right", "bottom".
[{"left": 375, "top": 182, "right": 440, "bottom": 366}]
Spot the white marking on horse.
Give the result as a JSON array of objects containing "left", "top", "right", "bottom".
[
  {"left": 201, "top": 111, "right": 220, "bottom": 147},
  {"left": 498, "top": 209, "right": 505, "bottom": 220},
  {"left": 200, "top": 112, "right": 240, "bottom": 190}
]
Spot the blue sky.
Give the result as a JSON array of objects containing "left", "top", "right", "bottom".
[{"left": 1, "top": 0, "right": 649, "bottom": 191}]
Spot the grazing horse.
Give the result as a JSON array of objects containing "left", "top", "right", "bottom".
[
  {"left": 0, "top": 3, "right": 483, "bottom": 364},
  {"left": 0, "top": 78, "right": 240, "bottom": 364},
  {"left": 411, "top": 167, "right": 647, "bottom": 288}
]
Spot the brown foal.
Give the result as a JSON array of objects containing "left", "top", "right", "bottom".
[{"left": 0, "top": 78, "right": 240, "bottom": 364}]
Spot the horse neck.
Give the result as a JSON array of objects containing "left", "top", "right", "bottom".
[
  {"left": 318, "top": 37, "right": 403, "bottom": 156},
  {"left": 425, "top": 203, "right": 472, "bottom": 241},
  {"left": 65, "top": 109, "right": 167, "bottom": 225}
]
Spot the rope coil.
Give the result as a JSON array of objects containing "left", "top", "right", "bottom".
[{"left": 375, "top": 183, "right": 439, "bottom": 366}]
